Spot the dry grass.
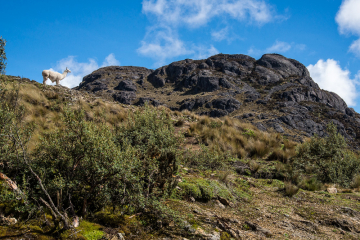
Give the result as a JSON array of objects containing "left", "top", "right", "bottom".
[
  {"left": 285, "top": 182, "right": 299, "bottom": 197},
  {"left": 188, "top": 115, "right": 298, "bottom": 159}
]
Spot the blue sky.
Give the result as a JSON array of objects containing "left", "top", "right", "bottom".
[{"left": 1, "top": 0, "right": 360, "bottom": 111}]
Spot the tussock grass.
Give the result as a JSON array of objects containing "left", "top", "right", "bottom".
[
  {"left": 285, "top": 182, "right": 299, "bottom": 197},
  {"left": 188, "top": 115, "right": 297, "bottom": 160}
]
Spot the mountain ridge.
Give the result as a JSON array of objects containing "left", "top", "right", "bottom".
[{"left": 74, "top": 53, "right": 360, "bottom": 148}]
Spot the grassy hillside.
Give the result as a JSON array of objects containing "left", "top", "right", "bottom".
[{"left": 1, "top": 75, "right": 360, "bottom": 239}]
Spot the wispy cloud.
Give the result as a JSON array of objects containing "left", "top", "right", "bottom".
[
  {"left": 248, "top": 40, "right": 305, "bottom": 57},
  {"left": 139, "top": 0, "right": 277, "bottom": 65},
  {"left": 137, "top": 27, "right": 194, "bottom": 67},
  {"left": 266, "top": 40, "right": 292, "bottom": 53},
  {"left": 192, "top": 45, "right": 219, "bottom": 59},
  {"left": 142, "top": 0, "right": 275, "bottom": 28},
  {"left": 307, "top": 59, "right": 358, "bottom": 106},
  {"left": 336, "top": 0, "right": 360, "bottom": 56},
  {"left": 46, "top": 54, "right": 120, "bottom": 88},
  {"left": 211, "top": 27, "right": 229, "bottom": 42}
]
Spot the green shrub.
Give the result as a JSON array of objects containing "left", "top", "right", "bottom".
[
  {"left": 291, "top": 122, "right": 360, "bottom": 188},
  {"left": 115, "top": 104, "right": 183, "bottom": 202},
  {"left": 177, "top": 178, "right": 232, "bottom": 202},
  {"left": 351, "top": 175, "right": 360, "bottom": 188},
  {"left": 298, "top": 177, "right": 322, "bottom": 191}
]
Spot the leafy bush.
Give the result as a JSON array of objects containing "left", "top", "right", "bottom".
[
  {"left": 291, "top": 122, "right": 360, "bottom": 188},
  {"left": 298, "top": 177, "right": 322, "bottom": 191},
  {"left": 1, "top": 97, "right": 183, "bottom": 228},
  {"left": 115, "top": 104, "right": 183, "bottom": 202}
]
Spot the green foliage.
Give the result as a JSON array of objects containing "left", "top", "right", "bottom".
[
  {"left": 115, "top": 104, "right": 183, "bottom": 203},
  {"left": 32, "top": 107, "right": 135, "bottom": 215},
  {"left": 181, "top": 145, "right": 235, "bottom": 171},
  {"left": 83, "top": 230, "right": 104, "bottom": 240},
  {"left": 0, "top": 37, "right": 6, "bottom": 75},
  {"left": 1, "top": 98, "right": 183, "bottom": 228},
  {"left": 176, "top": 178, "right": 233, "bottom": 202},
  {"left": 242, "top": 128, "right": 255, "bottom": 137},
  {"left": 298, "top": 177, "right": 322, "bottom": 191},
  {"left": 291, "top": 122, "right": 360, "bottom": 187}
]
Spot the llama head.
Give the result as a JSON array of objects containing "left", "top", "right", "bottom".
[{"left": 65, "top": 67, "right": 71, "bottom": 73}]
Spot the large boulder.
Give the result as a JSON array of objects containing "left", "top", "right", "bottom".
[
  {"left": 113, "top": 91, "right": 136, "bottom": 105},
  {"left": 256, "top": 54, "right": 310, "bottom": 78},
  {"left": 115, "top": 80, "right": 137, "bottom": 92},
  {"left": 206, "top": 97, "right": 241, "bottom": 113}
]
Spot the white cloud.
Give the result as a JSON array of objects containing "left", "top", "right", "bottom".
[
  {"left": 101, "top": 53, "right": 120, "bottom": 67},
  {"left": 46, "top": 54, "right": 120, "bottom": 88},
  {"left": 211, "top": 27, "right": 229, "bottom": 42},
  {"left": 336, "top": 0, "right": 360, "bottom": 35},
  {"left": 349, "top": 39, "right": 360, "bottom": 57},
  {"left": 139, "top": 0, "right": 277, "bottom": 64},
  {"left": 336, "top": 0, "right": 360, "bottom": 56},
  {"left": 307, "top": 59, "right": 358, "bottom": 107},
  {"left": 193, "top": 45, "right": 219, "bottom": 59},
  {"left": 137, "top": 28, "right": 194, "bottom": 67},
  {"left": 142, "top": 0, "right": 274, "bottom": 27},
  {"left": 137, "top": 27, "right": 219, "bottom": 66},
  {"left": 266, "top": 40, "right": 291, "bottom": 53},
  {"left": 248, "top": 40, "right": 304, "bottom": 57}
]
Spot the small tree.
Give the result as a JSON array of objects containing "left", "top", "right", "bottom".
[
  {"left": 291, "top": 122, "right": 360, "bottom": 187},
  {"left": 0, "top": 36, "right": 6, "bottom": 75}
]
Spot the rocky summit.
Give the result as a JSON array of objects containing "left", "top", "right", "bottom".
[{"left": 75, "top": 53, "right": 360, "bottom": 148}]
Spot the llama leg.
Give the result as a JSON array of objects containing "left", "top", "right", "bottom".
[
  {"left": 56, "top": 80, "right": 59, "bottom": 86},
  {"left": 43, "top": 77, "right": 47, "bottom": 85}
]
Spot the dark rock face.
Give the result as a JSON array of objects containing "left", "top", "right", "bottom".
[
  {"left": 115, "top": 80, "right": 137, "bottom": 92},
  {"left": 179, "top": 96, "right": 212, "bottom": 111},
  {"left": 206, "top": 98, "right": 241, "bottom": 113},
  {"left": 256, "top": 54, "right": 310, "bottom": 78},
  {"left": 136, "top": 97, "right": 162, "bottom": 107},
  {"left": 113, "top": 91, "right": 136, "bottom": 105},
  {"left": 75, "top": 53, "right": 360, "bottom": 148}
]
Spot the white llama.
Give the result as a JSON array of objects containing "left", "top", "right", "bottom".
[{"left": 42, "top": 67, "right": 71, "bottom": 86}]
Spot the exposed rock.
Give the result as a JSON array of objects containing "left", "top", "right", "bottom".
[
  {"left": 209, "top": 109, "right": 228, "bottom": 118},
  {"left": 257, "top": 54, "right": 310, "bottom": 78},
  {"left": 179, "top": 96, "right": 212, "bottom": 111},
  {"left": 327, "top": 187, "right": 338, "bottom": 194},
  {"left": 117, "top": 233, "right": 125, "bottom": 240},
  {"left": 136, "top": 97, "right": 162, "bottom": 107},
  {"left": 218, "top": 197, "right": 230, "bottom": 206},
  {"left": 75, "top": 53, "right": 360, "bottom": 148},
  {"left": 215, "top": 200, "right": 226, "bottom": 209},
  {"left": 245, "top": 221, "right": 272, "bottom": 237},
  {"left": 253, "top": 65, "right": 282, "bottom": 85},
  {"left": 113, "top": 91, "right": 136, "bottom": 105},
  {"left": 206, "top": 97, "right": 241, "bottom": 113},
  {"left": 0, "top": 216, "right": 17, "bottom": 226},
  {"left": 115, "top": 80, "right": 137, "bottom": 92}
]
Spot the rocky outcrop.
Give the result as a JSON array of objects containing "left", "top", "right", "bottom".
[{"left": 75, "top": 53, "right": 360, "bottom": 147}]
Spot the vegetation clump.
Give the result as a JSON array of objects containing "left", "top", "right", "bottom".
[{"left": 291, "top": 122, "right": 360, "bottom": 188}]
